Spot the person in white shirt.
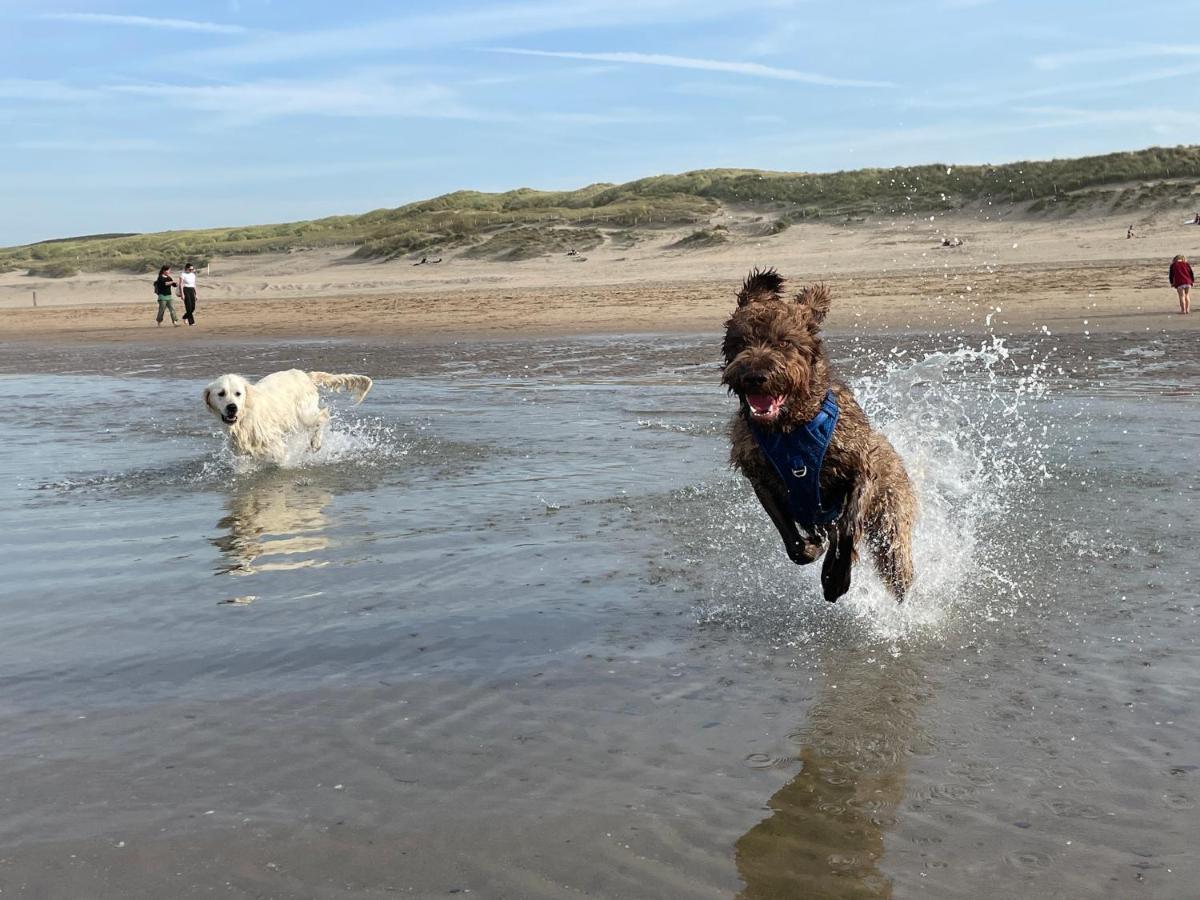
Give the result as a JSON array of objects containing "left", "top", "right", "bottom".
[{"left": 180, "top": 263, "right": 199, "bottom": 325}]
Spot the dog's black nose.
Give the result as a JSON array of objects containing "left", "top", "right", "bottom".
[{"left": 225, "top": 403, "right": 238, "bottom": 414}]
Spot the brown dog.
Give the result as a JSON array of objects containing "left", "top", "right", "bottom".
[{"left": 722, "top": 269, "right": 916, "bottom": 602}]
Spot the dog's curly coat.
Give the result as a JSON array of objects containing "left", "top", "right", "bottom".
[{"left": 722, "top": 269, "right": 916, "bottom": 602}]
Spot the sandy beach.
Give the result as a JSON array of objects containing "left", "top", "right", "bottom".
[
  {"left": 4, "top": 212, "right": 1199, "bottom": 342},
  {"left": 3, "top": 207, "right": 1199, "bottom": 898}
]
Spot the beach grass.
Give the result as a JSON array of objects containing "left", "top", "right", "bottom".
[
  {"left": 25, "top": 262, "right": 80, "bottom": 278},
  {"left": 5, "top": 145, "right": 1200, "bottom": 274},
  {"left": 668, "top": 226, "right": 731, "bottom": 249},
  {"left": 462, "top": 226, "right": 604, "bottom": 261}
]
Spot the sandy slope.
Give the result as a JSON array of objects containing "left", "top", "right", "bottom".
[{"left": 2, "top": 210, "right": 1198, "bottom": 340}]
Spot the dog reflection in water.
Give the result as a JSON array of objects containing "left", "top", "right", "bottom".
[
  {"left": 212, "top": 475, "right": 334, "bottom": 576},
  {"left": 735, "top": 657, "right": 928, "bottom": 899}
]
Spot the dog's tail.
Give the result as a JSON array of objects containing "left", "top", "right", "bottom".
[{"left": 308, "top": 371, "right": 373, "bottom": 404}]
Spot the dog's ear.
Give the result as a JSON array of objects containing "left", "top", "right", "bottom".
[
  {"left": 795, "top": 282, "right": 832, "bottom": 325},
  {"left": 737, "top": 267, "right": 784, "bottom": 307},
  {"left": 203, "top": 387, "right": 212, "bottom": 410}
]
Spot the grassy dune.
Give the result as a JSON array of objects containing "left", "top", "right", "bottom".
[
  {"left": 5, "top": 145, "right": 1200, "bottom": 275},
  {"left": 669, "top": 226, "right": 731, "bottom": 249},
  {"left": 462, "top": 226, "right": 605, "bottom": 261}
]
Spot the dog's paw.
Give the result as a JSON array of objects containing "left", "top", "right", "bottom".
[
  {"left": 821, "top": 577, "right": 851, "bottom": 603},
  {"left": 820, "top": 537, "right": 854, "bottom": 602},
  {"left": 787, "top": 539, "right": 826, "bottom": 566}
]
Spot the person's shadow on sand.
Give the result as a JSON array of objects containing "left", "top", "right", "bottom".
[
  {"left": 734, "top": 655, "right": 929, "bottom": 899},
  {"left": 212, "top": 473, "right": 334, "bottom": 576}
]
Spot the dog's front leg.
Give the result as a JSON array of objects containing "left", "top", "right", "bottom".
[
  {"left": 820, "top": 531, "right": 855, "bottom": 602},
  {"left": 306, "top": 407, "right": 330, "bottom": 452},
  {"left": 751, "top": 482, "right": 825, "bottom": 565},
  {"left": 819, "top": 467, "right": 877, "bottom": 602}
]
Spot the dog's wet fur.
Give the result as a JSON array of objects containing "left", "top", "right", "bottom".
[{"left": 722, "top": 269, "right": 916, "bottom": 602}]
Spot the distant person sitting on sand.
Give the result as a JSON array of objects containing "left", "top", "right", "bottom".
[
  {"left": 153, "top": 265, "right": 179, "bottom": 327},
  {"left": 566, "top": 248, "right": 578, "bottom": 256},
  {"left": 1127, "top": 224, "right": 1135, "bottom": 239},
  {"left": 1193, "top": 213, "right": 1200, "bottom": 225},
  {"left": 413, "top": 256, "right": 427, "bottom": 266},
  {"left": 1169, "top": 254, "right": 1194, "bottom": 315},
  {"left": 180, "top": 263, "right": 199, "bottom": 326}
]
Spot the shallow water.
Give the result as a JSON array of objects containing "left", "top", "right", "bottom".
[{"left": 0, "top": 332, "right": 1196, "bottom": 898}]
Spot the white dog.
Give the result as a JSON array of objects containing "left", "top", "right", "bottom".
[{"left": 203, "top": 369, "right": 372, "bottom": 462}]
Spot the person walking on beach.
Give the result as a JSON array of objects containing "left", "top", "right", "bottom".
[
  {"left": 1168, "top": 254, "right": 1193, "bottom": 315},
  {"left": 180, "top": 263, "right": 199, "bottom": 325},
  {"left": 154, "top": 265, "right": 179, "bottom": 326}
]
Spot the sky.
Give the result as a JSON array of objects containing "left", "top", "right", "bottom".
[{"left": 2, "top": 0, "right": 1198, "bottom": 245}]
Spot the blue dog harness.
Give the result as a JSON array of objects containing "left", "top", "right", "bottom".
[{"left": 749, "top": 390, "right": 844, "bottom": 526}]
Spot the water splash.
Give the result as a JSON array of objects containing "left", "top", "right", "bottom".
[
  {"left": 35, "top": 413, "right": 423, "bottom": 497},
  {"left": 225, "top": 414, "right": 416, "bottom": 474},
  {"left": 696, "top": 336, "right": 1056, "bottom": 646}
]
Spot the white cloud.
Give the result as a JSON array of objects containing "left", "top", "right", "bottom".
[
  {"left": 0, "top": 70, "right": 670, "bottom": 130},
  {"left": 780, "top": 106, "right": 1180, "bottom": 158},
  {"left": 1008, "top": 105, "right": 1174, "bottom": 125},
  {"left": 1034, "top": 44, "right": 1200, "bottom": 70},
  {"left": 6, "top": 156, "right": 457, "bottom": 193},
  {"left": 190, "top": 0, "right": 777, "bottom": 66},
  {"left": 109, "top": 75, "right": 477, "bottom": 122},
  {"left": 904, "top": 62, "right": 1200, "bottom": 110},
  {"left": 491, "top": 48, "right": 893, "bottom": 88},
  {"left": 7, "top": 138, "right": 162, "bottom": 152},
  {"left": 0, "top": 78, "right": 97, "bottom": 102},
  {"left": 538, "top": 109, "right": 680, "bottom": 126},
  {"left": 39, "top": 12, "right": 250, "bottom": 35}
]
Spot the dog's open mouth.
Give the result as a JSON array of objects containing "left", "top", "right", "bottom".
[
  {"left": 221, "top": 412, "right": 238, "bottom": 425},
  {"left": 745, "top": 392, "right": 785, "bottom": 421}
]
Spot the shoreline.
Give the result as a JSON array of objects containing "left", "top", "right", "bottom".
[
  {"left": 5, "top": 212, "right": 1200, "bottom": 346},
  {"left": 2, "top": 276, "right": 1196, "bottom": 347}
]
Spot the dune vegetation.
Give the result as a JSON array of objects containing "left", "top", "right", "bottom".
[
  {"left": 669, "top": 226, "right": 731, "bottom": 249},
  {"left": 5, "top": 145, "right": 1200, "bottom": 275},
  {"left": 462, "top": 226, "right": 604, "bottom": 261}
]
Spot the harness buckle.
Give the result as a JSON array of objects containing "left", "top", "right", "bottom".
[{"left": 791, "top": 466, "right": 807, "bottom": 478}]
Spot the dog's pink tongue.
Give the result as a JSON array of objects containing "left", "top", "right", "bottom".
[{"left": 747, "top": 393, "right": 777, "bottom": 414}]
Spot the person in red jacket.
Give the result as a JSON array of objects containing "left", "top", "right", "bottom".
[{"left": 1169, "top": 254, "right": 1194, "bottom": 314}]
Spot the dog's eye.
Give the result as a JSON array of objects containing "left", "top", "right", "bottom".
[
  {"left": 218, "top": 390, "right": 226, "bottom": 398},
  {"left": 235, "top": 391, "right": 242, "bottom": 397}
]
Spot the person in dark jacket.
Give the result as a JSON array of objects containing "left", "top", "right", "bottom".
[
  {"left": 154, "top": 265, "right": 179, "bottom": 326},
  {"left": 1168, "top": 254, "right": 1194, "bottom": 315},
  {"left": 179, "top": 263, "right": 199, "bottom": 325}
]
